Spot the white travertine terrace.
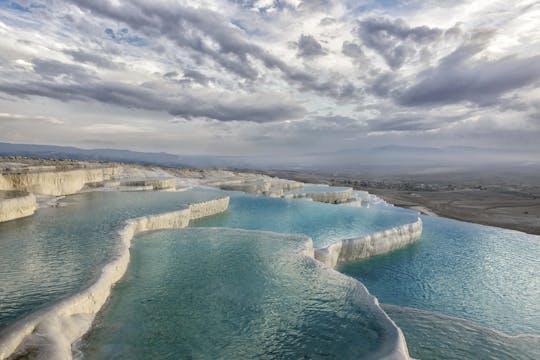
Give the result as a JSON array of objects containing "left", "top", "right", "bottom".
[
  {"left": 194, "top": 169, "right": 304, "bottom": 197},
  {"left": 216, "top": 179, "right": 304, "bottom": 197},
  {"left": 117, "top": 177, "right": 177, "bottom": 190},
  {"left": 314, "top": 218, "right": 423, "bottom": 268},
  {"left": 0, "top": 193, "right": 36, "bottom": 222},
  {"left": 199, "top": 170, "right": 355, "bottom": 203},
  {"left": 292, "top": 187, "right": 354, "bottom": 204},
  {"left": 0, "top": 167, "right": 119, "bottom": 196},
  {"left": 0, "top": 197, "right": 230, "bottom": 360}
]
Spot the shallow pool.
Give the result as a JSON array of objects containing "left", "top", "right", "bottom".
[
  {"left": 340, "top": 215, "right": 540, "bottom": 335},
  {"left": 0, "top": 188, "right": 222, "bottom": 329},
  {"left": 192, "top": 193, "right": 417, "bottom": 248},
  {"left": 81, "top": 228, "right": 402, "bottom": 359}
]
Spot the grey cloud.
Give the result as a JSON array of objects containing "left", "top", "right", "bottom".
[
  {"left": 181, "top": 69, "right": 212, "bottom": 85},
  {"left": 296, "top": 34, "right": 328, "bottom": 58},
  {"left": 367, "top": 116, "right": 440, "bottom": 132},
  {"left": 298, "top": 0, "right": 333, "bottom": 12},
  {"left": 342, "top": 41, "right": 366, "bottom": 63},
  {"left": 361, "top": 30, "right": 540, "bottom": 108},
  {"left": 365, "top": 113, "right": 464, "bottom": 132},
  {"left": 31, "top": 59, "right": 96, "bottom": 82},
  {"left": 320, "top": 17, "right": 336, "bottom": 26},
  {"left": 0, "top": 81, "right": 306, "bottom": 122},
  {"left": 165, "top": 69, "right": 213, "bottom": 86},
  {"left": 163, "top": 71, "right": 179, "bottom": 78},
  {"left": 64, "top": 49, "right": 120, "bottom": 69},
  {"left": 356, "top": 17, "right": 442, "bottom": 69},
  {"left": 370, "top": 72, "right": 398, "bottom": 97},
  {"left": 397, "top": 53, "right": 540, "bottom": 107},
  {"left": 289, "top": 70, "right": 359, "bottom": 100}
]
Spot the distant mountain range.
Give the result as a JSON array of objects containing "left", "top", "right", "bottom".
[{"left": 0, "top": 142, "right": 537, "bottom": 176}]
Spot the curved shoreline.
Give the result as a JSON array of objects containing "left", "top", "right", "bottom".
[{"left": 0, "top": 197, "right": 230, "bottom": 359}]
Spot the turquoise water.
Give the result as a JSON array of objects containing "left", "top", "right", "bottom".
[
  {"left": 82, "top": 228, "right": 400, "bottom": 359},
  {"left": 3, "top": 184, "right": 538, "bottom": 359},
  {"left": 340, "top": 215, "right": 540, "bottom": 336},
  {"left": 192, "top": 193, "right": 417, "bottom": 247},
  {"left": 383, "top": 305, "right": 540, "bottom": 360},
  {"left": 0, "top": 188, "right": 222, "bottom": 329}
]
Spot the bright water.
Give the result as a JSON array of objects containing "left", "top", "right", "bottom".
[
  {"left": 340, "top": 215, "right": 540, "bottom": 336},
  {"left": 0, "top": 188, "right": 222, "bottom": 329},
  {"left": 82, "top": 228, "right": 399, "bottom": 359},
  {"left": 383, "top": 304, "right": 540, "bottom": 360},
  {"left": 192, "top": 192, "right": 417, "bottom": 248}
]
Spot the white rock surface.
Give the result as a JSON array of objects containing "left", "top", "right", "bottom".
[
  {"left": 0, "top": 167, "right": 119, "bottom": 196},
  {"left": 315, "top": 218, "right": 423, "bottom": 268},
  {"left": 295, "top": 188, "right": 353, "bottom": 204},
  {"left": 0, "top": 193, "right": 36, "bottom": 222}
]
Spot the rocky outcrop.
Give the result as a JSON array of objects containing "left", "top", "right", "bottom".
[
  {"left": 0, "top": 167, "right": 119, "bottom": 196},
  {"left": 0, "top": 193, "right": 36, "bottom": 222},
  {"left": 0, "top": 196, "right": 229, "bottom": 360},
  {"left": 315, "top": 218, "right": 423, "bottom": 268}
]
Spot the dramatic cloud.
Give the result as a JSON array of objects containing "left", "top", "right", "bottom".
[
  {"left": 0, "top": 81, "right": 305, "bottom": 122},
  {"left": 397, "top": 47, "right": 540, "bottom": 106},
  {"left": 295, "top": 34, "right": 328, "bottom": 58},
  {"left": 355, "top": 17, "right": 442, "bottom": 69},
  {"left": 0, "top": 0, "right": 539, "bottom": 160}
]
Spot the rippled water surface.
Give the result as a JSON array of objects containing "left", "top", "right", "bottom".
[
  {"left": 193, "top": 193, "right": 416, "bottom": 247},
  {"left": 82, "top": 228, "right": 398, "bottom": 359},
  {"left": 340, "top": 215, "right": 540, "bottom": 335},
  {"left": 0, "top": 188, "right": 222, "bottom": 329},
  {"left": 383, "top": 305, "right": 540, "bottom": 360}
]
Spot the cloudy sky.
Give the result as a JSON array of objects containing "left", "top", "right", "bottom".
[{"left": 0, "top": 0, "right": 539, "bottom": 159}]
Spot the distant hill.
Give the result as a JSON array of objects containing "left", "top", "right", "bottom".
[
  {"left": 0, "top": 142, "right": 261, "bottom": 169},
  {"left": 0, "top": 142, "right": 188, "bottom": 167}
]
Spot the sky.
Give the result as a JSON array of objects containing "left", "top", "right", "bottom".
[{"left": 0, "top": 0, "right": 539, "bottom": 160}]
